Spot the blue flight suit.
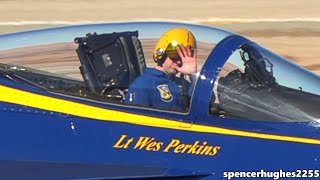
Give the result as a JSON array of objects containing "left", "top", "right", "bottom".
[{"left": 125, "top": 68, "right": 191, "bottom": 111}]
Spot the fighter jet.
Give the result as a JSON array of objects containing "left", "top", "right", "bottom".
[{"left": 0, "top": 21, "right": 319, "bottom": 179}]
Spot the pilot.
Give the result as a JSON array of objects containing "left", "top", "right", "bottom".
[{"left": 124, "top": 28, "right": 197, "bottom": 111}]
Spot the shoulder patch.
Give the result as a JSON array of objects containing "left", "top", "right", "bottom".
[{"left": 157, "top": 84, "right": 173, "bottom": 102}]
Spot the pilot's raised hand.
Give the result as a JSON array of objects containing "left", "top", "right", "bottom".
[{"left": 173, "top": 45, "right": 197, "bottom": 75}]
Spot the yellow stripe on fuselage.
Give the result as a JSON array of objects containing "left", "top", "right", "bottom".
[{"left": 0, "top": 85, "right": 319, "bottom": 145}]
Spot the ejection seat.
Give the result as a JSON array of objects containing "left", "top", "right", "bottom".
[{"left": 74, "top": 31, "right": 146, "bottom": 102}]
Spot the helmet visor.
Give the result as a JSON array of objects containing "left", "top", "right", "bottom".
[
  {"left": 166, "top": 43, "right": 195, "bottom": 59},
  {"left": 166, "top": 50, "right": 180, "bottom": 59}
]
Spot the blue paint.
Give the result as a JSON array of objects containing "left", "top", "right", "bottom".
[{"left": 0, "top": 108, "right": 319, "bottom": 179}]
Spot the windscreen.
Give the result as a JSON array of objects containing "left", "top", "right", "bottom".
[{"left": 210, "top": 42, "right": 320, "bottom": 122}]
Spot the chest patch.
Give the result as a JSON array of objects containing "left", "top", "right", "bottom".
[{"left": 157, "top": 84, "right": 173, "bottom": 102}]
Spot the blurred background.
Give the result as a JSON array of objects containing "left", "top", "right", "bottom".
[{"left": 1, "top": 0, "right": 319, "bottom": 74}]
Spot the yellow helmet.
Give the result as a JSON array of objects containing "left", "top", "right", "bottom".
[{"left": 153, "top": 28, "right": 197, "bottom": 64}]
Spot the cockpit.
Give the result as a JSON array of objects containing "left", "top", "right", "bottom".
[{"left": 0, "top": 22, "right": 319, "bottom": 122}]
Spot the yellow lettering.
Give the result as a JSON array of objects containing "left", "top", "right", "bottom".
[
  {"left": 187, "top": 141, "right": 200, "bottom": 154},
  {"left": 163, "top": 139, "right": 180, "bottom": 152},
  {"left": 123, "top": 138, "right": 134, "bottom": 149},
  {"left": 154, "top": 142, "right": 163, "bottom": 151},
  {"left": 146, "top": 142, "right": 157, "bottom": 151},
  {"left": 196, "top": 141, "right": 207, "bottom": 154},
  {"left": 133, "top": 137, "right": 155, "bottom": 150},
  {"left": 209, "top": 146, "right": 221, "bottom": 156},
  {"left": 201, "top": 146, "right": 213, "bottom": 155},
  {"left": 115, "top": 135, "right": 220, "bottom": 157},
  {"left": 174, "top": 144, "right": 185, "bottom": 153},
  {"left": 113, "top": 134, "right": 128, "bottom": 148},
  {"left": 181, "top": 144, "right": 193, "bottom": 153}
]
